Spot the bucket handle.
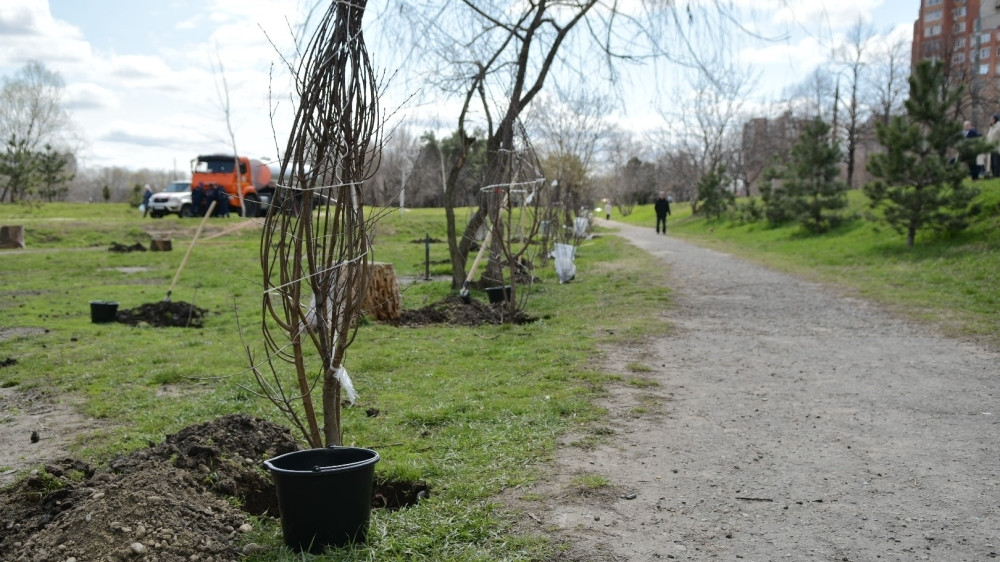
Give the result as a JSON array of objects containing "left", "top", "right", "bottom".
[
  {"left": 310, "top": 445, "right": 375, "bottom": 472},
  {"left": 310, "top": 458, "right": 375, "bottom": 472}
]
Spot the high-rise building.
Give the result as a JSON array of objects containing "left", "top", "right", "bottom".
[
  {"left": 912, "top": 0, "right": 980, "bottom": 72},
  {"left": 912, "top": 0, "right": 998, "bottom": 126}
]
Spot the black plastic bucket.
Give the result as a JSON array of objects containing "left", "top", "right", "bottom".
[
  {"left": 89, "top": 301, "right": 119, "bottom": 323},
  {"left": 485, "top": 285, "right": 511, "bottom": 303},
  {"left": 264, "top": 447, "right": 380, "bottom": 552}
]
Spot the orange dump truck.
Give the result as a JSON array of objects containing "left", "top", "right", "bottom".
[{"left": 190, "top": 154, "right": 275, "bottom": 217}]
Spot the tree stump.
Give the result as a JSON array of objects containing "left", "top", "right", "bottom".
[
  {"left": 362, "top": 262, "right": 401, "bottom": 321},
  {"left": 0, "top": 225, "right": 25, "bottom": 249},
  {"left": 150, "top": 239, "right": 173, "bottom": 252}
]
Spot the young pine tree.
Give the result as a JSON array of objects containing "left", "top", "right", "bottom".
[
  {"left": 864, "top": 60, "right": 985, "bottom": 248},
  {"left": 759, "top": 163, "right": 794, "bottom": 225},
  {"left": 696, "top": 165, "right": 734, "bottom": 219},
  {"left": 783, "top": 117, "right": 848, "bottom": 234}
]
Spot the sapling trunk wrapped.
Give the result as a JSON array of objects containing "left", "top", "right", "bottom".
[{"left": 255, "top": 0, "right": 381, "bottom": 448}]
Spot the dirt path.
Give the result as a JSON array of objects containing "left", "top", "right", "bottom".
[{"left": 524, "top": 220, "right": 999, "bottom": 561}]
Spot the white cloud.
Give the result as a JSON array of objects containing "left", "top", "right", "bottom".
[
  {"left": 772, "top": 0, "right": 885, "bottom": 29},
  {"left": 63, "top": 82, "right": 119, "bottom": 111},
  {"left": 106, "top": 55, "right": 177, "bottom": 81},
  {"left": 0, "top": 0, "right": 91, "bottom": 68}
]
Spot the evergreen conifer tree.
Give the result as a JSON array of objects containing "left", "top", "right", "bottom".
[
  {"left": 696, "top": 165, "right": 733, "bottom": 219},
  {"left": 864, "top": 60, "right": 985, "bottom": 247},
  {"left": 783, "top": 117, "right": 848, "bottom": 233}
]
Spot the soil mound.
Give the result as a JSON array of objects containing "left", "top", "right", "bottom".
[
  {"left": 108, "top": 242, "right": 147, "bottom": 253},
  {"left": 394, "top": 295, "right": 536, "bottom": 326},
  {"left": 116, "top": 301, "right": 208, "bottom": 328},
  {"left": 0, "top": 414, "right": 298, "bottom": 561}
]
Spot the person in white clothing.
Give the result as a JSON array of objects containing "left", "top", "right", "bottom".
[{"left": 987, "top": 114, "right": 1000, "bottom": 178}]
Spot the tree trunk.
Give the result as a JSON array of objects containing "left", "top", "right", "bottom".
[
  {"left": 150, "top": 239, "right": 172, "bottom": 252},
  {"left": 0, "top": 225, "right": 25, "bottom": 249},
  {"left": 361, "top": 262, "right": 401, "bottom": 321},
  {"left": 445, "top": 134, "right": 476, "bottom": 290}
]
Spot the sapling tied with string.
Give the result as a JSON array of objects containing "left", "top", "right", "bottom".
[{"left": 248, "top": 0, "right": 382, "bottom": 448}]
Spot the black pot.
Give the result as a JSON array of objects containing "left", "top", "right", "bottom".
[
  {"left": 89, "top": 300, "right": 119, "bottom": 323},
  {"left": 264, "top": 446, "right": 380, "bottom": 552},
  {"left": 485, "top": 285, "right": 512, "bottom": 304}
]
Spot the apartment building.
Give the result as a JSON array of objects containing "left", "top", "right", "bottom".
[{"left": 912, "top": 0, "right": 1000, "bottom": 125}]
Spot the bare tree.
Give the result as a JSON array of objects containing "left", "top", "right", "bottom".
[
  {"left": 367, "top": 126, "right": 422, "bottom": 208},
  {"left": 658, "top": 52, "right": 756, "bottom": 211},
  {"left": 0, "top": 61, "right": 76, "bottom": 152},
  {"left": 0, "top": 61, "right": 78, "bottom": 202},
  {"left": 835, "top": 18, "right": 875, "bottom": 189},
  {"left": 527, "top": 91, "right": 611, "bottom": 222},
  {"left": 787, "top": 65, "right": 838, "bottom": 123},
  {"left": 209, "top": 51, "right": 247, "bottom": 216},
  {"left": 385, "top": 1, "right": 754, "bottom": 291},
  {"left": 600, "top": 126, "right": 648, "bottom": 214},
  {"left": 866, "top": 32, "right": 911, "bottom": 126}
]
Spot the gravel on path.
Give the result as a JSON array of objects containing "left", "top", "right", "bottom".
[{"left": 523, "top": 220, "right": 999, "bottom": 562}]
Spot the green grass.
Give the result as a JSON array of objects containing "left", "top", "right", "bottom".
[
  {"left": 4, "top": 188, "right": 998, "bottom": 559},
  {"left": 618, "top": 182, "right": 1000, "bottom": 346},
  {"left": 569, "top": 473, "right": 610, "bottom": 491},
  {"left": 0, "top": 203, "right": 668, "bottom": 561}
]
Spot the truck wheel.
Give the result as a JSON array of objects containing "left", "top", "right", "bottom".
[
  {"left": 180, "top": 204, "right": 192, "bottom": 218},
  {"left": 150, "top": 211, "right": 163, "bottom": 219},
  {"left": 243, "top": 193, "right": 261, "bottom": 218}
]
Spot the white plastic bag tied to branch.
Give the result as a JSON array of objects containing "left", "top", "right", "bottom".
[
  {"left": 335, "top": 366, "right": 358, "bottom": 404},
  {"left": 552, "top": 243, "right": 576, "bottom": 283}
]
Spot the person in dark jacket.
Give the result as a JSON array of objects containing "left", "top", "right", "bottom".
[
  {"left": 215, "top": 184, "right": 230, "bottom": 217},
  {"left": 654, "top": 191, "right": 671, "bottom": 234},
  {"left": 963, "top": 120, "right": 983, "bottom": 180},
  {"left": 191, "top": 183, "right": 206, "bottom": 218},
  {"left": 141, "top": 185, "right": 153, "bottom": 217},
  {"left": 205, "top": 184, "right": 219, "bottom": 216}
]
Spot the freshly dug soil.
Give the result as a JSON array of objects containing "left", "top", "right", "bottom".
[
  {"left": 108, "top": 242, "right": 147, "bottom": 253},
  {"left": 394, "top": 295, "right": 535, "bottom": 326},
  {"left": 0, "top": 414, "right": 298, "bottom": 561},
  {"left": 0, "top": 412, "right": 430, "bottom": 561},
  {"left": 116, "top": 301, "right": 209, "bottom": 328}
]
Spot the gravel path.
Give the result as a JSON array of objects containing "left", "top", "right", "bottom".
[{"left": 527, "top": 220, "right": 999, "bottom": 562}]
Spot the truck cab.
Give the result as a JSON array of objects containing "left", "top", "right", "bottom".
[{"left": 190, "top": 155, "right": 274, "bottom": 217}]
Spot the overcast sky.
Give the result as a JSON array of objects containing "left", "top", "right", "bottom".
[{"left": 1, "top": 0, "right": 915, "bottom": 177}]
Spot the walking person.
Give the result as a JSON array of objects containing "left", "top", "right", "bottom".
[
  {"left": 654, "top": 191, "right": 671, "bottom": 234},
  {"left": 141, "top": 185, "right": 153, "bottom": 217},
  {"left": 605, "top": 201, "right": 612, "bottom": 221}
]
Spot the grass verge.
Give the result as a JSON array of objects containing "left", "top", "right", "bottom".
[
  {"left": 0, "top": 203, "right": 669, "bottom": 560},
  {"left": 617, "top": 182, "right": 1000, "bottom": 347}
]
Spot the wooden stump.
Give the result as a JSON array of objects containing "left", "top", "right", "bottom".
[
  {"left": 150, "top": 239, "right": 173, "bottom": 252},
  {"left": 362, "top": 262, "right": 401, "bottom": 321},
  {"left": 0, "top": 225, "right": 25, "bottom": 249}
]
